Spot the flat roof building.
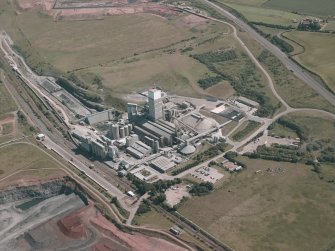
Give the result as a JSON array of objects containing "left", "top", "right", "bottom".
[{"left": 150, "top": 156, "right": 176, "bottom": 173}]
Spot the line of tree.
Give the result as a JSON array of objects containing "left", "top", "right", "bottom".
[
  {"left": 172, "top": 142, "right": 228, "bottom": 175},
  {"left": 56, "top": 77, "right": 102, "bottom": 103},
  {"left": 189, "top": 182, "right": 214, "bottom": 196},
  {"left": 269, "top": 118, "right": 308, "bottom": 141},
  {"left": 224, "top": 151, "right": 246, "bottom": 168}
]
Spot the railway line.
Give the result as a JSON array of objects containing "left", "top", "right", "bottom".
[{"left": 153, "top": 205, "right": 233, "bottom": 251}]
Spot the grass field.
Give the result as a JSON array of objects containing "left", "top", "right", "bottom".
[
  {"left": 264, "top": 0, "right": 335, "bottom": 17},
  {"left": 324, "top": 20, "right": 335, "bottom": 31},
  {"left": 223, "top": 3, "right": 302, "bottom": 26},
  {"left": 13, "top": 13, "right": 194, "bottom": 72},
  {"left": 219, "top": 0, "right": 335, "bottom": 19},
  {"left": 77, "top": 52, "right": 210, "bottom": 98},
  {"left": 0, "top": 82, "right": 17, "bottom": 115},
  {"left": 0, "top": 143, "right": 64, "bottom": 181},
  {"left": 178, "top": 157, "right": 335, "bottom": 251},
  {"left": 269, "top": 122, "right": 298, "bottom": 138},
  {"left": 218, "top": 0, "right": 267, "bottom": 6},
  {"left": 281, "top": 111, "right": 335, "bottom": 140},
  {"left": 133, "top": 206, "right": 209, "bottom": 250},
  {"left": 1, "top": 122, "right": 13, "bottom": 135},
  {"left": 284, "top": 31, "right": 335, "bottom": 93}
]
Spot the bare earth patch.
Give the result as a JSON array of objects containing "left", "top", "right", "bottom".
[{"left": 165, "top": 185, "right": 190, "bottom": 207}]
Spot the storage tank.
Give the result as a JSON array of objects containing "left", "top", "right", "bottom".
[
  {"left": 154, "top": 140, "right": 160, "bottom": 153},
  {"left": 124, "top": 126, "right": 129, "bottom": 137},
  {"left": 111, "top": 124, "right": 120, "bottom": 140},
  {"left": 119, "top": 127, "right": 125, "bottom": 138}
]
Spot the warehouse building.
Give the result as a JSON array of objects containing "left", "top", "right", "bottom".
[
  {"left": 134, "top": 119, "right": 176, "bottom": 147},
  {"left": 85, "top": 109, "right": 115, "bottom": 125},
  {"left": 150, "top": 156, "right": 176, "bottom": 173},
  {"left": 126, "top": 141, "right": 152, "bottom": 159}
]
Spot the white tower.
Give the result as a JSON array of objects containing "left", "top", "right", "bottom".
[{"left": 148, "top": 89, "right": 163, "bottom": 121}]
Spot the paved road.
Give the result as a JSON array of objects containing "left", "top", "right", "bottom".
[
  {"left": 42, "top": 136, "right": 124, "bottom": 197},
  {"left": 126, "top": 193, "right": 150, "bottom": 225},
  {"left": 200, "top": 0, "right": 335, "bottom": 107}
]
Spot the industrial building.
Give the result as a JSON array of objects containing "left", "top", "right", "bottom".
[
  {"left": 150, "top": 156, "right": 176, "bottom": 173},
  {"left": 85, "top": 109, "right": 116, "bottom": 125},
  {"left": 126, "top": 141, "right": 152, "bottom": 159},
  {"left": 148, "top": 89, "right": 163, "bottom": 121},
  {"left": 134, "top": 119, "right": 176, "bottom": 147},
  {"left": 236, "top": 97, "right": 259, "bottom": 108},
  {"left": 71, "top": 128, "right": 120, "bottom": 160}
]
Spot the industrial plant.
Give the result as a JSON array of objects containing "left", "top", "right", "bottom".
[{"left": 70, "top": 86, "right": 258, "bottom": 180}]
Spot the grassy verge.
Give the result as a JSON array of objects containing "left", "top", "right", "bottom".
[
  {"left": 231, "top": 121, "right": 261, "bottom": 141},
  {"left": 258, "top": 50, "right": 335, "bottom": 113}
]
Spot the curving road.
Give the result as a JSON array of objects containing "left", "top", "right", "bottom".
[{"left": 200, "top": 0, "right": 335, "bottom": 107}]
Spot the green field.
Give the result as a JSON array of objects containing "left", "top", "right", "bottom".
[
  {"left": 178, "top": 157, "right": 335, "bottom": 251},
  {"left": 231, "top": 121, "right": 262, "bottom": 141},
  {"left": 224, "top": 3, "right": 302, "bottom": 26},
  {"left": 219, "top": 0, "right": 335, "bottom": 18},
  {"left": 219, "top": 0, "right": 267, "bottom": 5},
  {"left": 0, "top": 81, "right": 17, "bottom": 115},
  {"left": 284, "top": 31, "right": 335, "bottom": 92},
  {"left": 0, "top": 143, "right": 64, "bottom": 181},
  {"left": 15, "top": 13, "right": 194, "bottom": 72},
  {"left": 133, "top": 206, "right": 209, "bottom": 250},
  {"left": 269, "top": 122, "right": 298, "bottom": 138},
  {"left": 281, "top": 111, "right": 335, "bottom": 140},
  {"left": 77, "top": 52, "right": 210, "bottom": 98},
  {"left": 325, "top": 20, "right": 335, "bottom": 31},
  {"left": 264, "top": 0, "right": 335, "bottom": 17}
]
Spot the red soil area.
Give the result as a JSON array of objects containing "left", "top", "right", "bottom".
[
  {"left": 57, "top": 207, "right": 87, "bottom": 239},
  {"left": 55, "top": 203, "right": 188, "bottom": 251},
  {"left": 15, "top": 0, "right": 180, "bottom": 20}
]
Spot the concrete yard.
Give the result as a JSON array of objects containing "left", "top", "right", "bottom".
[
  {"left": 240, "top": 130, "right": 300, "bottom": 154},
  {"left": 165, "top": 185, "right": 190, "bottom": 207}
]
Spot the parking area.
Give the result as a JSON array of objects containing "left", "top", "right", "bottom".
[
  {"left": 241, "top": 131, "right": 300, "bottom": 154},
  {"left": 190, "top": 166, "right": 224, "bottom": 183}
]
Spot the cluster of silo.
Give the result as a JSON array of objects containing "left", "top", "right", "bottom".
[
  {"left": 108, "top": 145, "right": 119, "bottom": 159},
  {"left": 110, "top": 123, "right": 133, "bottom": 140},
  {"left": 143, "top": 136, "right": 160, "bottom": 153}
]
